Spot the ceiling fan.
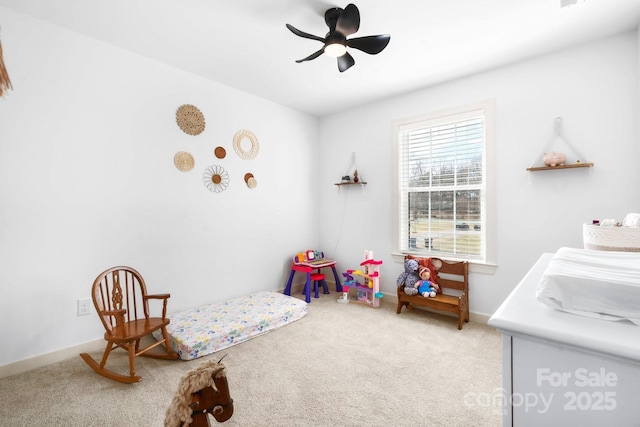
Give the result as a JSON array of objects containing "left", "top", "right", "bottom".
[{"left": 286, "top": 3, "right": 391, "bottom": 72}]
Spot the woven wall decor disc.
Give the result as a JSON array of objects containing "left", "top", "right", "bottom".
[
  {"left": 203, "top": 165, "right": 230, "bottom": 193},
  {"left": 244, "top": 172, "right": 257, "bottom": 189},
  {"left": 176, "top": 104, "right": 205, "bottom": 135},
  {"left": 233, "top": 129, "right": 259, "bottom": 160},
  {"left": 215, "top": 146, "right": 226, "bottom": 159},
  {"left": 174, "top": 151, "right": 195, "bottom": 172}
]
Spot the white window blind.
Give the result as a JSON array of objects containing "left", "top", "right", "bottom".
[{"left": 397, "top": 106, "right": 488, "bottom": 261}]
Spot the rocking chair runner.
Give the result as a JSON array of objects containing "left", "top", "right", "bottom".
[{"left": 80, "top": 266, "right": 178, "bottom": 383}]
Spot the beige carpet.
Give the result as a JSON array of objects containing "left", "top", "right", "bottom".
[{"left": 0, "top": 292, "right": 503, "bottom": 426}]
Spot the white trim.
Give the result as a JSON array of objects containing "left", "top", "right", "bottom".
[
  {"left": 0, "top": 339, "right": 104, "bottom": 379},
  {"left": 391, "top": 252, "right": 497, "bottom": 274},
  {"left": 392, "top": 99, "right": 497, "bottom": 267}
]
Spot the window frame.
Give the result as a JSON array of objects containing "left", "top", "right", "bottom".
[{"left": 392, "top": 100, "right": 496, "bottom": 271}]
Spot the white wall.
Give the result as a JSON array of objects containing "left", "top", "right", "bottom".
[
  {"left": 318, "top": 30, "right": 639, "bottom": 318},
  {"left": 0, "top": 8, "right": 319, "bottom": 366},
  {"left": 1, "top": 6, "right": 638, "bottom": 370}
]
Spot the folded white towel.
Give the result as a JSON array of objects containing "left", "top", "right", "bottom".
[{"left": 536, "top": 247, "right": 640, "bottom": 325}]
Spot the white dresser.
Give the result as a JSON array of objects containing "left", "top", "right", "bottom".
[{"left": 489, "top": 253, "right": 640, "bottom": 427}]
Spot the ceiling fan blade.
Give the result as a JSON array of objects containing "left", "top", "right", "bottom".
[
  {"left": 324, "top": 7, "right": 342, "bottom": 33},
  {"left": 337, "top": 52, "right": 355, "bottom": 72},
  {"left": 346, "top": 34, "right": 390, "bottom": 55},
  {"left": 336, "top": 4, "right": 360, "bottom": 36},
  {"left": 295, "top": 49, "right": 325, "bottom": 63},
  {"left": 286, "top": 24, "right": 325, "bottom": 43}
]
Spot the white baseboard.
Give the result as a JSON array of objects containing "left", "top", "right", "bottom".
[
  {"left": 0, "top": 339, "right": 104, "bottom": 379},
  {"left": 469, "top": 311, "right": 492, "bottom": 325}
]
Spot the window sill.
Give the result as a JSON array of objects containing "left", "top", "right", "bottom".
[{"left": 391, "top": 252, "right": 497, "bottom": 275}]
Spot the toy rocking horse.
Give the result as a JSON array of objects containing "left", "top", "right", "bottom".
[{"left": 165, "top": 357, "right": 234, "bottom": 426}]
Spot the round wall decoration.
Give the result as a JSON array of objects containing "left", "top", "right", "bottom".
[
  {"left": 214, "top": 146, "right": 226, "bottom": 159},
  {"left": 203, "top": 165, "right": 230, "bottom": 193},
  {"left": 232, "top": 129, "right": 259, "bottom": 160},
  {"left": 176, "top": 104, "right": 206, "bottom": 135},
  {"left": 174, "top": 151, "right": 195, "bottom": 172},
  {"left": 244, "top": 172, "right": 257, "bottom": 189}
]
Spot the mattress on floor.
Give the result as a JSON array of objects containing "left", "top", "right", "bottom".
[
  {"left": 536, "top": 247, "right": 640, "bottom": 325},
  {"left": 153, "top": 291, "right": 308, "bottom": 360}
]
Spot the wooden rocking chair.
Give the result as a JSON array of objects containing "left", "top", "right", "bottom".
[{"left": 80, "top": 266, "right": 178, "bottom": 383}]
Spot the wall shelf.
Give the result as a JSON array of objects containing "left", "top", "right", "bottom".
[
  {"left": 527, "top": 117, "right": 593, "bottom": 172},
  {"left": 526, "top": 163, "right": 594, "bottom": 172},
  {"left": 334, "top": 182, "right": 367, "bottom": 186}
]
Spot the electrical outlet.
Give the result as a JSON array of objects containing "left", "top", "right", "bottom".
[{"left": 77, "top": 298, "right": 91, "bottom": 316}]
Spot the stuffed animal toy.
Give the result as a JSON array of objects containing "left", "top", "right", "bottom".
[
  {"left": 542, "top": 151, "right": 566, "bottom": 167},
  {"left": 396, "top": 258, "right": 420, "bottom": 296},
  {"left": 417, "top": 266, "right": 440, "bottom": 298}
]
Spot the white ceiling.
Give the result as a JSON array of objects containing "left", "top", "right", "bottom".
[{"left": 1, "top": 0, "right": 639, "bottom": 117}]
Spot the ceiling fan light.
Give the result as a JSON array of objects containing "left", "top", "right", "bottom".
[{"left": 324, "top": 42, "right": 347, "bottom": 58}]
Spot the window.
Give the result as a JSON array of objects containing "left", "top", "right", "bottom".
[{"left": 394, "top": 101, "right": 495, "bottom": 264}]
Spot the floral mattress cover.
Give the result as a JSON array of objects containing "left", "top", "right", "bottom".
[{"left": 153, "top": 291, "right": 308, "bottom": 360}]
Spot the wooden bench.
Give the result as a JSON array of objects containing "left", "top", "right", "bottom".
[{"left": 396, "top": 256, "right": 469, "bottom": 330}]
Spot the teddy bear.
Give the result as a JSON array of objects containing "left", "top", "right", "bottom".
[
  {"left": 416, "top": 266, "right": 440, "bottom": 298},
  {"left": 396, "top": 258, "right": 420, "bottom": 296}
]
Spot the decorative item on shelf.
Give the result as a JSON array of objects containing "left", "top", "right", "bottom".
[
  {"left": 334, "top": 152, "right": 367, "bottom": 188},
  {"left": 0, "top": 29, "right": 12, "bottom": 97},
  {"left": 232, "top": 129, "right": 259, "bottom": 160},
  {"left": 244, "top": 172, "right": 257, "bottom": 189},
  {"left": 542, "top": 151, "right": 566, "bottom": 167},
  {"left": 203, "top": 165, "right": 230, "bottom": 193},
  {"left": 176, "top": 104, "right": 205, "bottom": 136},
  {"left": 174, "top": 151, "right": 195, "bottom": 172},
  {"left": 214, "top": 146, "right": 226, "bottom": 159},
  {"left": 527, "top": 117, "right": 593, "bottom": 172}
]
